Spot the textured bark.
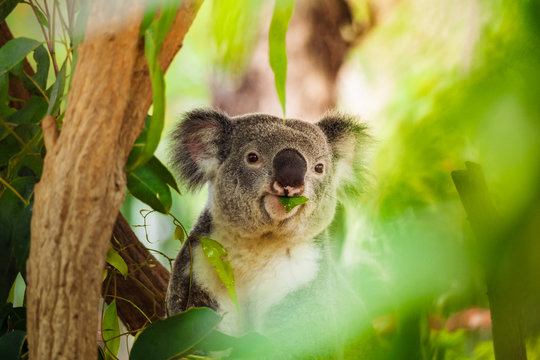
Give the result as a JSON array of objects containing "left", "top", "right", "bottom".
[
  {"left": 102, "top": 214, "right": 170, "bottom": 331},
  {"left": 26, "top": 0, "right": 203, "bottom": 359}
]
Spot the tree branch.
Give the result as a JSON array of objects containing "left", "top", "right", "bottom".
[{"left": 103, "top": 213, "right": 170, "bottom": 331}]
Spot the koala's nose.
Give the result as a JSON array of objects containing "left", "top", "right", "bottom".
[{"left": 272, "top": 148, "right": 306, "bottom": 197}]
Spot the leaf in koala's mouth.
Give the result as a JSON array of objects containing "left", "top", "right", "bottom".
[{"left": 278, "top": 196, "right": 309, "bottom": 212}]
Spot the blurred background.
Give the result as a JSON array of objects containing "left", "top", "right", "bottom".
[{"left": 7, "top": 0, "right": 540, "bottom": 358}]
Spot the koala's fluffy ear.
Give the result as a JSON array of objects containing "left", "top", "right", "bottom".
[
  {"left": 317, "top": 112, "right": 369, "bottom": 193},
  {"left": 170, "top": 108, "right": 233, "bottom": 190}
]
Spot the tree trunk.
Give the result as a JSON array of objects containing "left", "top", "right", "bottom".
[{"left": 26, "top": 0, "right": 203, "bottom": 359}]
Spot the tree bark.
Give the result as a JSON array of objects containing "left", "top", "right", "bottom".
[{"left": 26, "top": 1, "right": 203, "bottom": 359}]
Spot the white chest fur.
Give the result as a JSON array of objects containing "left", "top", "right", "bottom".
[{"left": 191, "top": 232, "right": 322, "bottom": 334}]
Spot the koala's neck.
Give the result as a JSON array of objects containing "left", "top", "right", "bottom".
[{"left": 192, "top": 207, "right": 323, "bottom": 259}]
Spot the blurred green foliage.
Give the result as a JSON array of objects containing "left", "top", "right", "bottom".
[{"left": 2, "top": 0, "right": 540, "bottom": 358}]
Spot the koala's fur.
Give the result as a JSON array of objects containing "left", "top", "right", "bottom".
[{"left": 166, "top": 108, "right": 368, "bottom": 346}]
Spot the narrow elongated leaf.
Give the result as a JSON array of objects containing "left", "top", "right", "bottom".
[
  {"left": 32, "top": 45, "right": 50, "bottom": 91},
  {"left": 0, "top": 177, "right": 36, "bottom": 300},
  {"left": 12, "top": 204, "right": 32, "bottom": 277},
  {"left": 269, "top": 0, "right": 295, "bottom": 116},
  {"left": 102, "top": 300, "right": 120, "bottom": 360},
  {"left": 0, "top": 73, "right": 14, "bottom": 117},
  {"left": 7, "top": 96, "right": 48, "bottom": 125},
  {"left": 200, "top": 237, "right": 238, "bottom": 309},
  {"left": 126, "top": 115, "right": 151, "bottom": 170},
  {"left": 0, "top": 38, "right": 41, "bottom": 74},
  {"left": 106, "top": 246, "right": 128, "bottom": 278},
  {"left": 279, "top": 195, "right": 309, "bottom": 212},
  {"left": 127, "top": 162, "right": 172, "bottom": 214},
  {"left": 46, "top": 61, "right": 66, "bottom": 116},
  {"left": 130, "top": 308, "right": 222, "bottom": 360},
  {"left": 0, "top": 0, "right": 20, "bottom": 23}
]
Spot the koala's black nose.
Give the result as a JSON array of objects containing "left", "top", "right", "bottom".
[{"left": 272, "top": 148, "right": 306, "bottom": 197}]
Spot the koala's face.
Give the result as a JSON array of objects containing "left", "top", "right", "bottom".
[{"left": 171, "top": 109, "right": 366, "bottom": 239}]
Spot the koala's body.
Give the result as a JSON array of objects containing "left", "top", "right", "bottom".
[{"left": 166, "top": 109, "right": 367, "bottom": 348}]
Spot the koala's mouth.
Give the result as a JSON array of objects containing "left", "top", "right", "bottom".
[{"left": 261, "top": 194, "right": 301, "bottom": 221}]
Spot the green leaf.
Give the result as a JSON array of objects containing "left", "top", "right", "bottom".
[
  {"left": 131, "top": 0, "right": 182, "bottom": 171},
  {"left": 127, "top": 161, "right": 172, "bottom": 214},
  {"left": 227, "top": 332, "right": 275, "bottom": 359},
  {"left": 0, "top": 330, "right": 25, "bottom": 360},
  {"left": 279, "top": 195, "right": 309, "bottom": 212},
  {"left": 102, "top": 300, "right": 120, "bottom": 360},
  {"left": 199, "top": 237, "right": 238, "bottom": 309},
  {"left": 0, "top": 73, "right": 14, "bottom": 117},
  {"left": 129, "top": 308, "right": 222, "bottom": 360},
  {"left": 0, "top": 38, "right": 41, "bottom": 74},
  {"left": 0, "top": 177, "right": 36, "bottom": 300},
  {"left": 46, "top": 61, "right": 67, "bottom": 116},
  {"left": 269, "top": 0, "right": 295, "bottom": 116},
  {"left": 174, "top": 226, "right": 185, "bottom": 244},
  {"left": 126, "top": 115, "right": 151, "bottom": 170},
  {"left": 0, "top": 0, "right": 20, "bottom": 24},
  {"left": 12, "top": 204, "right": 32, "bottom": 277},
  {"left": 34, "top": 6, "right": 49, "bottom": 27},
  {"left": 145, "top": 156, "right": 180, "bottom": 194},
  {"left": 7, "top": 96, "right": 48, "bottom": 125},
  {"left": 32, "top": 45, "right": 50, "bottom": 91},
  {"left": 106, "top": 246, "right": 128, "bottom": 278}
]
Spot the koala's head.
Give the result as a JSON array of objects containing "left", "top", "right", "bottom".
[{"left": 170, "top": 108, "right": 367, "bottom": 240}]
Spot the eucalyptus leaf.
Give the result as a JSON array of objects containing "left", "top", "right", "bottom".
[
  {"left": 32, "top": 45, "right": 50, "bottom": 91},
  {"left": 199, "top": 237, "right": 238, "bottom": 309},
  {"left": 269, "top": 0, "right": 295, "bottom": 116},
  {"left": 12, "top": 204, "right": 32, "bottom": 277},
  {"left": 7, "top": 96, "right": 48, "bottom": 125},
  {"left": 227, "top": 332, "right": 275, "bottom": 359},
  {"left": 102, "top": 300, "right": 120, "bottom": 360},
  {"left": 279, "top": 195, "right": 309, "bottom": 212},
  {"left": 0, "top": 38, "right": 41, "bottom": 74},
  {"left": 127, "top": 162, "right": 172, "bottom": 214},
  {"left": 0, "top": 73, "right": 14, "bottom": 117},
  {"left": 106, "top": 247, "right": 128, "bottom": 278},
  {"left": 46, "top": 61, "right": 67, "bottom": 116},
  {"left": 145, "top": 156, "right": 180, "bottom": 194},
  {"left": 129, "top": 308, "right": 222, "bottom": 360},
  {"left": 174, "top": 226, "right": 185, "bottom": 244},
  {"left": 132, "top": 0, "right": 182, "bottom": 170}
]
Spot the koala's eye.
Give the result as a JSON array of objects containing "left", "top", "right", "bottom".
[
  {"left": 247, "top": 152, "right": 260, "bottom": 164},
  {"left": 314, "top": 163, "right": 324, "bottom": 174}
]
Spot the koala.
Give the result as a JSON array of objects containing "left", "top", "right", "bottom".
[{"left": 166, "top": 108, "right": 368, "bottom": 348}]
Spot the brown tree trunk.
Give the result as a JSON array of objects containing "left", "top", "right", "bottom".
[{"left": 26, "top": 1, "right": 203, "bottom": 359}]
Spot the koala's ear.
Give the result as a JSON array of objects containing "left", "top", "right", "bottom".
[
  {"left": 170, "top": 108, "right": 233, "bottom": 190},
  {"left": 317, "top": 112, "right": 369, "bottom": 195},
  {"left": 316, "top": 112, "right": 368, "bottom": 164}
]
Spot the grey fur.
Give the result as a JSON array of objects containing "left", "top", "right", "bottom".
[{"left": 166, "top": 108, "right": 368, "bottom": 356}]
